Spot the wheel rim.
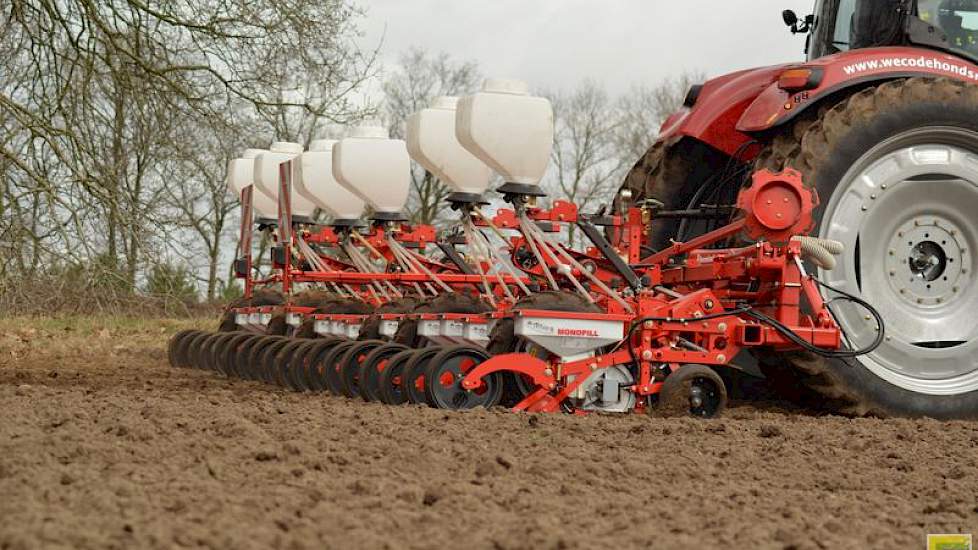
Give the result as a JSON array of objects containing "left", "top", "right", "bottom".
[
  {"left": 324, "top": 342, "right": 355, "bottom": 394},
  {"left": 405, "top": 348, "right": 440, "bottom": 405},
  {"left": 378, "top": 350, "right": 415, "bottom": 405},
  {"left": 688, "top": 376, "right": 723, "bottom": 418},
  {"left": 820, "top": 127, "right": 978, "bottom": 395},
  {"left": 427, "top": 349, "right": 495, "bottom": 410}
]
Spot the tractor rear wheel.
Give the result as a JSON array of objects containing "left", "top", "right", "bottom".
[{"left": 755, "top": 77, "right": 978, "bottom": 419}]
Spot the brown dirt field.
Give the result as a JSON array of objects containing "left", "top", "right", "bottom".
[{"left": 1, "top": 318, "right": 977, "bottom": 549}]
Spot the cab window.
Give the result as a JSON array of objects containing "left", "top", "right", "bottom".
[{"left": 918, "top": 0, "right": 978, "bottom": 55}]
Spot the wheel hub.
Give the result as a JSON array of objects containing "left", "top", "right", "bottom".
[{"left": 885, "top": 217, "right": 967, "bottom": 306}]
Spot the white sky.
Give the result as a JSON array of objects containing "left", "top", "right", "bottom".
[{"left": 359, "top": 0, "right": 816, "bottom": 95}]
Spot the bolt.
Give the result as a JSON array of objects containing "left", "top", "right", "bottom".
[
  {"left": 962, "top": 268, "right": 968, "bottom": 274},
  {"left": 881, "top": 184, "right": 888, "bottom": 190},
  {"left": 889, "top": 270, "right": 896, "bottom": 277},
  {"left": 783, "top": 197, "right": 789, "bottom": 203},
  {"left": 900, "top": 289, "right": 906, "bottom": 294},
  {"left": 776, "top": 213, "right": 783, "bottom": 219},
  {"left": 716, "top": 354, "right": 727, "bottom": 363},
  {"left": 871, "top": 194, "right": 877, "bottom": 200},
  {"left": 644, "top": 321, "right": 654, "bottom": 329},
  {"left": 589, "top": 363, "right": 598, "bottom": 371},
  {"left": 864, "top": 315, "right": 871, "bottom": 321},
  {"left": 766, "top": 199, "right": 773, "bottom": 205},
  {"left": 717, "top": 322, "right": 728, "bottom": 332},
  {"left": 889, "top": 250, "right": 895, "bottom": 256},
  {"left": 641, "top": 350, "right": 653, "bottom": 361},
  {"left": 898, "top": 231, "right": 904, "bottom": 237},
  {"left": 861, "top": 206, "right": 868, "bottom": 212},
  {"left": 937, "top": 298, "right": 943, "bottom": 303},
  {"left": 917, "top": 298, "right": 924, "bottom": 304},
  {"left": 951, "top": 229, "right": 957, "bottom": 236},
  {"left": 704, "top": 299, "right": 715, "bottom": 310},
  {"left": 543, "top": 368, "right": 553, "bottom": 377},
  {"left": 915, "top": 220, "right": 921, "bottom": 227},
  {"left": 886, "top": 336, "right": 893, "bottom": 342}
]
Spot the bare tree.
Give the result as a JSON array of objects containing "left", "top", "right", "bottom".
[
  {"left": 543, "top": 80, "right": 632, "bottom": 245},
  {"left": 541, "top": 73, "right": 704, "bottom": 246},
  {"left": 0, "top": 0, "right": 377, "bottom": 310},
  {"left": 614, "top": 71, "right": 707, "bottom": 164},
  {"left": 382, "top": 48, "right": 481, "bottom": 226}
]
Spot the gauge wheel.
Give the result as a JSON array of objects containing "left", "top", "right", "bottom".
[{"left": 423, "top": 345, "right": 502, "bottom": 410}]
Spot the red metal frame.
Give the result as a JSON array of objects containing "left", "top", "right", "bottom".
[
  {"left": 226, "top": 162, "right": 854, "bottom": 417},
  {"left": 454, "top": 169, "right": 845, "bottom": 414}
]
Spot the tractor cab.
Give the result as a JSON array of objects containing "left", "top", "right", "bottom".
[{"left": 786, "top": 0, "right": 978, "bottom": 62}]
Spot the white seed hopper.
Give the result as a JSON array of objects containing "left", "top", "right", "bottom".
[
  {"left": 456, "top": 79, "right": 554, "bottom": 193},
  {"left": 406, "top": 96, "right": 491, "bottom": 199},
  {"left": 227, "top": 148, "right": 278, "bottom": 219},
  {"left": 254, "top": 141, "right": 317, "bottom": 220},
  {"left": 333, "top": 124, "right": 411, "bottom": 219},
  {"left": 297, "top": 140, "right": 366, "bottom": 222}
]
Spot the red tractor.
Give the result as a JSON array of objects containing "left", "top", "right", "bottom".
[{"left": 617, "top": 0, "right": 978, "bottom": 418}]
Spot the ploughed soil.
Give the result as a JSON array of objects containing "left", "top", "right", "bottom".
[{"left": 1, "top": 318, "right": 976, "bottom": 550}]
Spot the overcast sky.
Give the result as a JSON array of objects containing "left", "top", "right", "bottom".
[{"left": 359, "top": 1, "right": 816, "bottom": 96}]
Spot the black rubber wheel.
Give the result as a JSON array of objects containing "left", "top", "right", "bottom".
[
  {"left": 207, "top": 332, "right": 237, "bottom": 372},
  {"left": 235, "top": 335, "right": 271, "bottom": 380},
  {"left": 185, "top": 332, "right": 215, "bottom": 370},
  {"left": 376, "top": 349, "right": 418, "bottom": 405},
  {"left": 258, "top": 338, "right": 291, "bottom": 385},
  {"left": 284, "top": 340, "right": 322, "bottom": 391},
  {"left": 301, "top": 338, "right": 344, "bottom": 392},
  {"left": 273, "top": 340, "right": 309, "bottom": 389},
  {"left": 423, "top": 345, "right": 502, "bottom": 410},
  {"left": 358, "top": 343, "right": 409, "bottom": 402},
  {"left": 167, "top": 330, "right": 198, "bottom": 368},
  {"left": 201, "top": 332, "right": 231, "bottom": 371},
  {"left": 402, "top": 347, "right": 442, "bottom": 405},
  {"left": 654, "top": 364, "right": 727, "bottom": 418},
  {"left": 324, "top": 341, "right": 357, "bottom": 395},
  {"left": 206, "top": 332, "right": 239, "bottom": 373},
  {"left": 220, "top": 333, "right": 255, "bottom": 378},
  {"left": 245, "top": 336, "right": 284, "bottom": 382},
  {"left": 338, "top": 340, "right": 386, "bottom": 399},
  {"left": 176, "top": 330, "right": 207, "bottom": 369}
]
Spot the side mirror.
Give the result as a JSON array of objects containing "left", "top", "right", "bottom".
[
  {"left": 783, "top": 9, "right": 813, "bottom": 34},
  {"left": 782, "top": 9, "right": 799, "bottom": 27}
]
